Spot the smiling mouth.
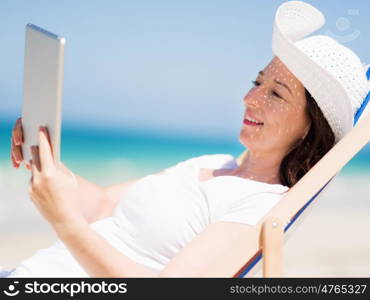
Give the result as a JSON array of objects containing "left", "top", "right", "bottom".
[{"left": 243, "top": 116, "right": 264, "bottom": 126}]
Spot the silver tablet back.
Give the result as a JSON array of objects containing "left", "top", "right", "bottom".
[{"left": 21, "top": 24, "right": 65, "bottom": 164}]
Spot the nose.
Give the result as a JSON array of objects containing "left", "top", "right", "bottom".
[
  {"left": 244, "top": 96, "right": 258, "bottom": 109},
  {"left": 243, "top": 86, "right": 264, "bottom": 109}
]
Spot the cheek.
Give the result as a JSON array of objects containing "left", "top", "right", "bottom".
[
  {"left": 264, "top": 101, "right": 285, "bottom": 126},
  {"left": 264, "top": 104, "right": 302, "bottom": 138}
]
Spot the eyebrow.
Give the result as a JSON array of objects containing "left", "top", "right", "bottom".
[{"left": 258, "top": 70, "right": 292, "bottom": 95}]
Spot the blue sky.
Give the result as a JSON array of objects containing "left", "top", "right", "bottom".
[{"left": 1, "top": 0, "right": 369, "bottom": 140}]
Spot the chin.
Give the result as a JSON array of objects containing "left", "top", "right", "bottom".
[
  {"left": 238, "top": 128, "right": 262, "bottom": 151},
  {"left": 238, "top": 130, "right": 251, "bottom": 148}
]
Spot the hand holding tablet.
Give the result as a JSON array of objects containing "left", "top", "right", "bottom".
[
  {"left": 11, "top": 24, "right": 65, "bottom": 168},
  {"left": 11, "top": 117, "right": 53, "bottom": 170}
]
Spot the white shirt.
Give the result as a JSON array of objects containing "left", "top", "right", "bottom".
[{"left": 10, "top": 154, "right": 289, "bottom": 277}]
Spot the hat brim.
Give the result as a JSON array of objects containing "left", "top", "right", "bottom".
[{"left": 272, "top": 1, "right": 353, "bottom": 142}]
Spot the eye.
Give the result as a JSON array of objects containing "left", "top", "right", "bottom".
[
  {"left": 252, "top": 80, "right": 283, "bottom": 100},
  {"left": 272, "top": 90, "right": 282, "bottom": 99}
]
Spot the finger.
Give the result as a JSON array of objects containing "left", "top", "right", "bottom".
[
  {"left": 29, "top": 160, "right": 34, "bottom": 185},
  {"left": 31, "top": 145, "right": 41, "bottom": 172},
  {"left": 12, "top": 117, "right": 24, "bottom": 146},
  {"left": 11, "top": 138, "right": 18, "bottom": 168},
  {"left": 29, "top": 159, "right": 40, "bottom": 185},
  {"left": 42, "top": 126, "right": 54, "bottom": 156},
  {"left": 11, "top": 151, "right": 18, "bottom": 168},
  {"left": 38, "top": 127, "right": 55, "bottom": 172},
  {"left": 11, "top": 137, "right": 23, "bottom": 164}
]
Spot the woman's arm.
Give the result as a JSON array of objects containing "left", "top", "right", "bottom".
[
  {"left": 28, "top": 128, "right": 158, "bottom": 277},
  {"left": 158, "top": 221, "right": 256, "bottom": 277},
  {"left": 71, "top": 172, "right": 106, "bottom": 224},
  {"left": 11, "top": 117, "right": 159, "bottom": 225},
  {"left": 55, "top": 220, "right": 158, "bottom": 277},
  {"left": 59, "top": 163, "right": 136, "bottom": 224},
  {"left": 101, "top": 180, "right": 138, "bottom": 218},
  {"left": 73, "top": 172, "right": 138, "bottom": 224},
  {"left": 72, "top": 170, "right": 164, "bottom": 223},
  {"left": 54, "top": 219, "right": 254, "bottom": 278}
]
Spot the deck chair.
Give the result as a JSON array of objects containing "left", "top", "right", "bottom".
[{"left": 207, "top": 67, "right": 370, "bottom": 278}]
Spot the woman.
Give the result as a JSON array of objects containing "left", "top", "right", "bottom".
[{"left": 4, "top": 1, "right": 369, "bottom": 277}]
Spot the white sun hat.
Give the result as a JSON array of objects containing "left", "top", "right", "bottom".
[{"left": 272, "top": 0, "right": 370, "bottom": 142}]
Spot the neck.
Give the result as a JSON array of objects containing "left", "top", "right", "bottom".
[{"left": 232, "top": 150, "right": 285, "bottom": 185}]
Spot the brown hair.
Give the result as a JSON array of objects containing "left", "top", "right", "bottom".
[{"left": 279, "top": 89, "right": 336, "bottom": 187}]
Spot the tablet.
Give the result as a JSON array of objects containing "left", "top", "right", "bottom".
[{"left": 21, "top": 23, "right": 65, "bottom": 165}]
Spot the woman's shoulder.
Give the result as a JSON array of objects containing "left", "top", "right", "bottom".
[{"left": 163, "top": 153, "right": 237, "bottom": 176}]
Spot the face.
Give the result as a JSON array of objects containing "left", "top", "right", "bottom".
[{"left": 240, "top": 56, "right": 311, "bottom": 155}]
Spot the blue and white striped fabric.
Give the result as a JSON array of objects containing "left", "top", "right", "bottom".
[{"left": 0, "top": 268, "right": 15, "bottom": 278}]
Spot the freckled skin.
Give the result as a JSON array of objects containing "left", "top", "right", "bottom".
[
  {"left": 219, "top": 56, "right": 312, "bottom": 184},
  {"left": 240, "top": 56, "right": 311, "bottom": 156}
]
